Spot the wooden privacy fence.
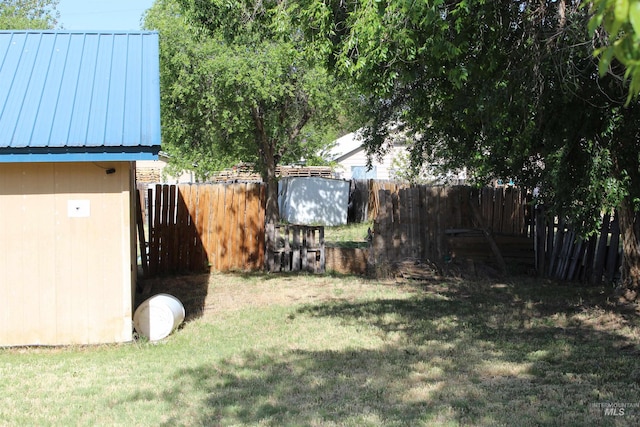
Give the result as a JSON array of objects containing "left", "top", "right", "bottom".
[
  {"left": 372, "top": 186, "right": 532, "bottom": 270},
  {"left": 350, "top": 180, "right": 470, "bottom": 223},
  {"left": 265, "top": 224, "right": 325, "bottom": 273},
  {"left": 534, "top": 209, "right": 622, "bottom": 283},
  {"left": 348, "top": 179, "right": 408, "bottom": 222},
  {"left": 137, "top": 183, "right": 265, "bottom": 276},
  {"left": 137, "top": 180, "right": 628, "bottom": 284}
]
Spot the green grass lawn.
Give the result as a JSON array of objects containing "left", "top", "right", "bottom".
[
  {"left": 324, "top": 221, "right": 372, "bottom": 248},
  {"left": 1, "top": 273, "right": 640, "bottom": 426}
]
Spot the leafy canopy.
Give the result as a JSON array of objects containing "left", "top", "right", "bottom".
[
  {"left": 0, "top": 0, "right": 59, "bottom": 29},
  {"left": 300, "top": 0, "right": 640, "bottom": 235},
  {"left": 587, "top": 0, "right": 640, "bottom": 103},
  {"left": 144, "top": 0, "right": 358, "bottom": 182}
]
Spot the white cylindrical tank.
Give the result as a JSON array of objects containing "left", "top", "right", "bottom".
[{"left": 133, "top": 293, "right": 185, "bottom": 341}]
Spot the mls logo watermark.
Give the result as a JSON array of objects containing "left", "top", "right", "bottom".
[
  {"left": 605, "top": 406, "right": 625, "bottom": 416},
  {"left": 590, "top": 402, "right": 640, "bottom": 417}
]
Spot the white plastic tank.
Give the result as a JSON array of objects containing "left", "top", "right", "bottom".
[{"left": 133, "top": 293, "right": 185, "bottom": 341}]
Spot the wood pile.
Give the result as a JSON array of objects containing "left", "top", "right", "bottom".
[
  {"left": 265, "top": 223, "right": 326, "bottom": 273},
  {"left": 393, "top": 259, "right": 441, "bottom": 280},
  {"left": 277, "top": 166, "right": 333, "bottom": 178},
  {"left": 136, "top": 167, "right": 162, "bottom": 183},
  {"left": 208, "top": 164, "right": 334, "bottom": 183}
]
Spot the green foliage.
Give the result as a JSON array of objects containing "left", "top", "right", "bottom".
[
  {"left": 389, "top": 149, "right": 460, "bottom": 185},
  {"left": 0, "top": 0, "right": 58, "bottom": 29},
  {"left": 301, "top": 0, "right": 640, "bottom": 237},
  {"left": 587, "top": 0, "right": 640, "bottom": 103},
  {"left": 144, "top": 0, "right": 359, "bottom": 188}
]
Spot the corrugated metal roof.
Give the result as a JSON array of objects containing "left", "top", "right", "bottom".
[{"left": 0, "top": 31, "right": 161, "bottom": 162}]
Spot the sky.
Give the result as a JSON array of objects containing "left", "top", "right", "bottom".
[{"left": 56, "top": 0, "right": 156, "bottom": 31}]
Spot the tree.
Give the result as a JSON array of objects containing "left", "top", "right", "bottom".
[
  {"left": 300, "top": 0, "right": 640, "bottom": 300},
  {"left": 144, "top": 0, "right": 358, "bottom": 223},
  {"left": 587, "top": 0, "right": 640, "bottom": 103},
  {"left": 0, "top": 0, "right": 59, "bottom": 29}
]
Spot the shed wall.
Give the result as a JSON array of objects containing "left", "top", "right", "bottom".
[
  {"left": 0, "top": 162, "right": 134, "bottom": 346},
  {"left": 278, "top": 177, "right": 350, "bottom": 226}
]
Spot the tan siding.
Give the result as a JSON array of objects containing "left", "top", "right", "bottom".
[
  {"left": 128, "top": 163, "right": 137, "bottom": 339},
  {"left": 335, "top": 146, "right": 406, "bottom": 180},
  {"left": 0, "top": 162, "right": 134, "bottom": 346}
]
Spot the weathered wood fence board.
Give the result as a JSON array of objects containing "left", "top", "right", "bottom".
[
  {"left": 367, "top": 180, "right": 407, "bottom": 221},
  {"left": 535, "top": 210, "right": 622, "bottom": 283},
  {"left": 372, "top": 186, "right": 532, "bottom": 268},
  {"left": 138, "top": 183, "right": 265, "bottom": 276},
  {"left": 371, "top": 183, "right": 627, "bottom": 283},
  {"left": 265, "top": 224, "right": 325, "bottom": 273},
  {"left": 137, "top": 180, "right": 630, "bottom": 284}
]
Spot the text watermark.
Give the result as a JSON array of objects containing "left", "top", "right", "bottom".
[{"left": 590, "top": 402, "right": 640, "bottom": 417}]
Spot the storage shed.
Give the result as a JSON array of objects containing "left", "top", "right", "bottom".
[
  {"left": 278, "top": 177, "right": 350, "bottom": 226},
  {"left": 0, "top": 31, "right": 161, "bottom": 346}
]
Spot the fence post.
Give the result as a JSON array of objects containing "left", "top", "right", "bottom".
[
  {"left": 147, "top": 188, "right": 158, "bottom": 276},
  {"left": 318, "top": 226, "right": 325, "bottom": 273},
  {"left": 136, "top": 189, "right": 148, "bottom": 277}
]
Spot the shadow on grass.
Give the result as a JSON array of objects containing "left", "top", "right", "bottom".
[
  {"left": 234, "top": 270, "right": 371, "bottom": 281},
  {"left": 162, "top": 348, "right": 440, "bottom": 426},
  {"left": 136, "top": 273, "right": 210, "bottom": 321},
  {"left": 136, "top": 279, "right": 640, "bottom": 426}
]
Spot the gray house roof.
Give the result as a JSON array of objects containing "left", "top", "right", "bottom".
[{"left": 0, "top": 31, "right": 161, "bottom": 162}]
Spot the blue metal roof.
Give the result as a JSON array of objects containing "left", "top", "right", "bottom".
[{"left": 0, "top": 31, "right": 161, "bottom": 162}]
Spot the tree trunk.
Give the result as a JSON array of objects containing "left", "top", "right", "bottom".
[
  {"left": 261, "top": 138, "right": 280, "bottom": 225},
  {"left": 252, "top": 105, "right": 280, "bottom": 225},
  {"left": 617, "top": 196, "right": 640, "bottom": 302}
]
